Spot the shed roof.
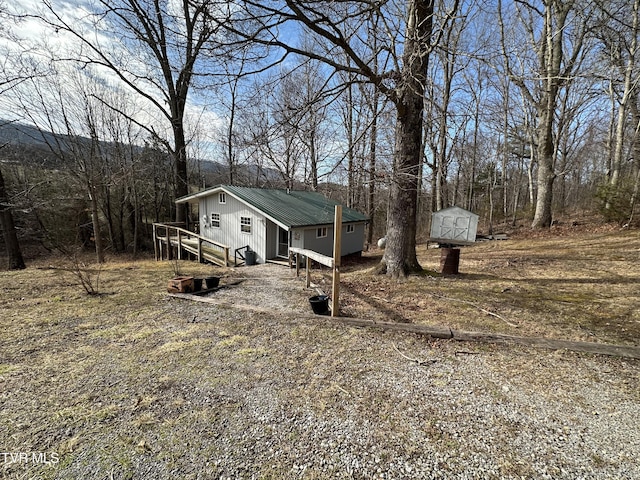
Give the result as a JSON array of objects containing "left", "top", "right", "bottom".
[{"left": 176, "top": 185, "right": 368, "bottom": 228}]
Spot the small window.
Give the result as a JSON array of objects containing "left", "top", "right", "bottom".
[
  {"left": 219, "top": 192, "right": 226, "bottom": 204},
  {"left": 317, "top": 227, "right": 328, "bottom": 238},
  {"left": 211, "top": 213, "right": 220, "bottom": 228},
  {"left": 241, "top": 216, "right": 251, "bottom": 234},
  {"left": 346, "top": 224, "right": 355, "bottom": 234}
]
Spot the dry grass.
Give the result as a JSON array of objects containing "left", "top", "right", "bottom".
[
  {"left": 339, "top": 228, "right": 640, "bottom": 345},
  {"left": 0, "top": 257, "right": 234, "bottom": 478},
  {"left": 0, "top": 229, "right": 639, "bottom": 478}
]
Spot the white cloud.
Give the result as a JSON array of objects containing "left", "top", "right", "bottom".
[{"left": 2, "top": 0, "right": 223, "bottom": 158}]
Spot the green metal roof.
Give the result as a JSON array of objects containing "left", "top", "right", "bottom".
[{"left": 176, "top": 185, "right": 369, "bottom": 228}]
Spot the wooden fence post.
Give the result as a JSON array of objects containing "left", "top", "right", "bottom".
[
  {"left": 331, "top": 205, "right": 342, "bottom": 317},
  {"left": 166, "top": 227, "right": 172, "bottom": 260},
  {"left": 153, "top": 224, "right": 158, "bottom": 260}
]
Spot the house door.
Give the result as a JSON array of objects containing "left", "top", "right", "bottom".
[{"left": 277, "top": 227, "right": 289, "bottom": 258}]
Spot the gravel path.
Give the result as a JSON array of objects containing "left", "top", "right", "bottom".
[
  {"left": 2, "top": 263, "right": 638, "bottom": 479},
  {"left": 209, "top": 263, "right": 314, "bottom": 314},
  {"left": 166, "top": 264, "right": 640, "bottom": 479}
]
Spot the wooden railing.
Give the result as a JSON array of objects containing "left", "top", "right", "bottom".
[
  {"left": 289, "top": 205, "right": 342, "bottom": 317},
  {"left": 153, "top": 223, "right": 230, "bottom": 267}
]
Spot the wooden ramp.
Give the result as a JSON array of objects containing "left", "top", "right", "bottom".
[{"left": 153, "top": 223, "right": 233, "bottom": 267}]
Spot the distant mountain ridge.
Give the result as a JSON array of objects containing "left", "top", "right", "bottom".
[
  {"left": 0, "top": 120, "right": 61, "bottom": 148},
  {"left": 0, "top": 120, "right": 282, "bottom": 185}
]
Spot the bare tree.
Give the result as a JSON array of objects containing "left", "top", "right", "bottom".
[
  {"left": 216, "top": 0, "right": 461, "bottom": 276},
  {"left": 217, "top": 52, "right": 252, "bottom": 186},
  {"left": 499, "top": 0, "right": 590, "bottom": 228},
  {"left": 0, "top": 155, "right": 26, "bottom": 269},
  {"left": 599, "top": 0, "right": 640, "bottom": 216},
  {"left": 37, "top": 0, "right": 220, "bottom": 223},
  {"left": 0, "top": 4, "right": 41, "bottom": 269},
  {"left": 13, "top": 65, "right": 113, "bottom": 262}
]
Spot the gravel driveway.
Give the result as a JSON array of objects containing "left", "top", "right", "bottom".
[
  {"left": 208, "top": 263, "right": 316, "bottom": 314},
  {"left": 165, "top": 263, "right": 640, "bottom": 479},
  {"left": 2, "top": 262, "right": 638, "bottom": 479}
]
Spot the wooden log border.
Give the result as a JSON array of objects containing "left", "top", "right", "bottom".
[{"left": 168, "top": 292, "right": 640, "bottom": 360}]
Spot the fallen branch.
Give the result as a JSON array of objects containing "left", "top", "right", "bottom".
[
  {"left": 332, "top": 383, "right": 352, "bottom": 396},
  {"left": 430, "top": 293, "right": 519, "bottom": 328},
  {"left": 393, "top": 343, "right": 437, "bottom": 366}
]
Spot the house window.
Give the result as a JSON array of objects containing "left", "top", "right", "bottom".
[
  {"left": 241, "top": 216, "right": 252, "bottom": 234},
  {"left": 219, "top": 192, "right": 226, "bottom": 204},
  {"left": 346, "top": 224, "right": 355, "bottom": 234},
  {"left": 317, "top": 227, "right": 328, "bottom": 238},
  {"left": 211, "top": 213, "right": 220, "bottom": 228}
]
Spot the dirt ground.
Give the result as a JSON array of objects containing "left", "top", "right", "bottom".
[{"left": 0, "top": 228, "right": 639, "bottom": 478}]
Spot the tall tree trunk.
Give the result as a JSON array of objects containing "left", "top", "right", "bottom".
[
  {"left": 532, "top": 1, "right": 569, "bottom": 228},
  {"left": 380, "top": 0, "right": 434, "bottom": 277},
  {"left": 628, "top": 97, "right": 640, "bottom": 224},
  {"left": 366, "top": 21, "right": 380, "bottom": 247},
  {"left": 607, "top": 0, "right": 639, "bottom": 210},
  {"left": 309, "top": 130, "right": 318, "bottom": 191},
  {"left": 346, "top": 83, "right": 356, "bottom": 206},
  {"left": 0, "top": 167, "right": 26, "bottom": 270},
  {"left": 367, "top": 99, "right": 378, "bottom": 247},
  {"left": 467, "top": 96, "right": 480, "bottom": 211},
  {"left": 532, "top": 104, "right": 557, "bottom": 228},
  {"left": 174, "top": 123, "right": 189, "bottom": 224},
  {"left": 527, "top": 130, "right": 536, "bottom": 207}
]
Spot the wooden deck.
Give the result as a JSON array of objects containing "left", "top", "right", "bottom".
[{"left": 153, "top": 223, "right": 234, "bottom": 267}]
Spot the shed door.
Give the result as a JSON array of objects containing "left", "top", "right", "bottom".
[{"left": 277, "top": 227, "right": 289, "bottom": 258}]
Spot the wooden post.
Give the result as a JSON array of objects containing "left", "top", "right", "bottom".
[
  {"left": 153, "top": 224, "right": 158, "bottom": 260},
  {"left": 331, "top": 205, "right": 342, "bottom": 317},
  {"left": 295, "top": 253, "right": 301, "bottom": 277},
  {"left": 224, "top": 247, "right": 229, "bottom": 267},
  {"left": 177, "top": 230, "right": 182, "bottom": 260},
  {"left": 166, "top": 227, "right": 172, "bottom": 260},
  {"left": 305, "top": 255, "right": 311, "bottom": 288},
  {"left": 197, "top": 238, "right": 202, "bottom": 263}
]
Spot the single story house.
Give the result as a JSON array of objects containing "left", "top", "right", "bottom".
[{"left": 175, "top": 185, "right": 369, "bottom": 264}]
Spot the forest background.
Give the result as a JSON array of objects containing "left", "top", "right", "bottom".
[{"left": 1, "top": 0, "right": 639, "bottom": 271}]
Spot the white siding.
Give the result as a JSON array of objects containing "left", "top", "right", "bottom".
[
  {"left": 194, "top": 188, "right": 366, "bottom": 263},
  {"left": 199, "top": 194, "right": 268, "bottom": 263}
]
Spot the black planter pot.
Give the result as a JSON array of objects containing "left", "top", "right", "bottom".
[
  {"left": 309, "top": 295, "right": 329, "bottom": 315},
  {"left": 205, "top": 276, "right": 220, "bottom": 289}
]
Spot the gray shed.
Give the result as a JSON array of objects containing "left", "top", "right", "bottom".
[{"left": 430, "top": 206, "right": 479, "bottom": 246}]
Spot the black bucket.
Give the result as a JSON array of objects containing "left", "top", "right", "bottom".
[
  {"left": 309, "top": 295, "right": 329, "bottom": 315},
  {"left": 205, "top": 276, "right": 220, "bottom": 289},
  {"left": 193, "top": 278, "right": 203, "bottom": 291},
  {"left": 440, "top": 248, "right": 460, "bottom": 274}
]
